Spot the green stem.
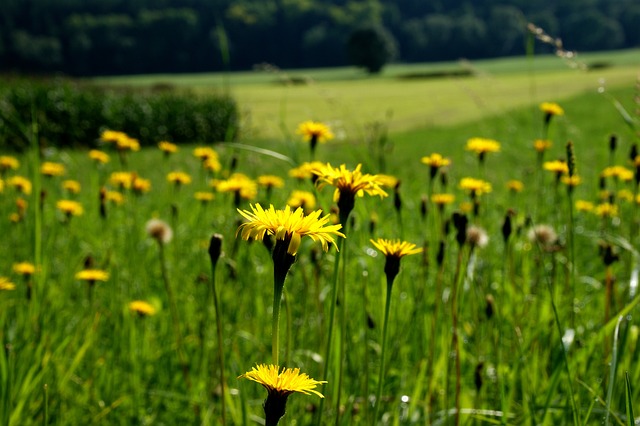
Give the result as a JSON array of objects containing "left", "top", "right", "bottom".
[
  {"left": 272, "top": 277, "right": 285, "bottom": 366},
  {"left": 374, "top": 276, "right": 394, "bottom": 422},
  {"left": 545, "top": 270, "right": 580, "bottom": 426},
  {"left": 159, "top": 243, "right": 190, "bottom": 389},
  {"left": 316, "top": 229, "right": 347, "bottom": 425},
  {"left": 211, "top": 261, "right": 227, "bottom": 425}
]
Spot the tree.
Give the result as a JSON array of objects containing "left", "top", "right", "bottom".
[{"left": 346, "top": 25, "right": 397, "bottom": 74}]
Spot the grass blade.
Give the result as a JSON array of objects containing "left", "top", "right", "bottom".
[{"left": 625, "top": 372, "right": 635, "bottom": 426}]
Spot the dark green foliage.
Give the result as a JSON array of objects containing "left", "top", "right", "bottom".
[
  {"left": 347, "top": 25, "right": 397, "bottom": 74},
  {"left": 0, "top": 79, "right": 239, "bottom": 151},
  {"left": 0, "top": 0, "right": 638, "bottom": 76}
]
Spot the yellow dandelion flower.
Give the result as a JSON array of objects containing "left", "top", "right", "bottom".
[
  {"left": 215, "top": 173, "right": 258, "bottom": 200},
  {"left": 575, "top": 200, "right": 594, "bottom": 212},
  {"left": 543, "top": 160, "right": 569, "bottom": 174},
  {"left": 41, "top": 162, "right": 66, "bottom": 177},
  {"left": 561, "top": 175, "right": 581, "bottom": 187},
  {"left": 506, "top": 180, "right": 524, "bottom": 192},
  {"left": 421, "top": 153, "right": 451, "bottom": 168},
  {"left": 75, "top": 269, "right": 109, "bottom": 282},
  {"left": 533, "top": 139, "right": 553, "bottom": 152},
  {"left": 193, "top": 146, "right": 218, "bottom": 161},
  {"left": 618, "top": 189, "right": 634, "bottom": 202},
  {"left": 237, "top": 203, "right": 345, "bottom": 255},
  {"left": 296, "top": 121, "right": 334, "bottom": 144},
  {"left": 459, "top": 201, "right": 474, "bottom": 213},
  {"left": 258, "top": 175, "right": 285, "bottom": 189},
  {"left": 13, "top": 262, "right": 36, "bottom": 275},
  {"left": 7, "top": 176, "right": 31, "bottom": 195},
  {"left": 100, "top": 129, "right": 126, "bottom": 143},
  {"left": 370, "top": 239, "right": 423, "bottom": 259},
  {"left": 195, "top": 191, "right": 215, "bottom": 202},
  {"left": 158, "top": 141, "right": 178, "bottom": 154},
  {"left": 239, "top": 364, "right": 326, "bottom": 398},
  {"left": 376, "top": 174, "right": 399, "bottom": 189},
  {"left": 595, "top": 203, "right": 618, "bottom": 217},
  {"left": 0, "top": 277, "right": 16, "bottom": 291},
  {"left": 0, "top": 178, "right": 3, "bottom": 193},
  {"left": 431, "top": 193, "right": 455, "bottom": 205},
  {"left": 288, "top": 161, "right": 325, "bottom": 180},
  {"left": 601, "top": 166, "right": 634, "bottom": 182},
  {"left": 313, "top": 163, "right": 388, "bottom": 214},
  {"left": 132, "top": 177, "right": 151, "bottom": 193},
  {"left": 129, "top": 300, "right": 157, "bottom": 316},
  {"left": 459, "top": 177, "right": 492, "bottom": 196},
  {"left": 204, "top": 156, "right": 222, "bottom": 173},
  {"left": 105, "top": 191, "right": 125, "bottom": 205},
  {"left": 110, "top": 172, "right": 135, "bottom": 189},
  {"left": 62, "top": 180, "right": 81, "bottom": 194},
  {"left": 287, "top": 190, "right": 316, "bottom": 210},
  {"left": 167, "top": 171, "right": 192, "bottom": 185},
  {"left": 56, "top": 200, "right": 83, "bottom": 216},
  {"left": 465, "top": 137, "right": 501, "bottom": 156},
  {"left": 0, "top": 156, "right": 20, "bottom": 171},
  {"left": 540, "top": 102, "right": 564, "bottom": 116},
  {"left": 88, "top": 149, "right": 110, "bottom": 164}
]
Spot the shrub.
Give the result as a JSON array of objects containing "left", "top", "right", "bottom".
[{"left": 0, "top": 77, "right": 239, "bottom": 151}]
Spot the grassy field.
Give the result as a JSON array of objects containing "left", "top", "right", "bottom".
[
  {"left": 93, "top": 48, "right": 640, "bottom": 140},
  {"left": 1, "top": 50, "right": 640, "bottom": 425}
]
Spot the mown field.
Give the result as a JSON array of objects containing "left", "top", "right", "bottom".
[{"left": 1, "top": 49, "right": 640, "bottom": 426}]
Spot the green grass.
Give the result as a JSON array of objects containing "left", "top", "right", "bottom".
[
  {"left": 92, "top": 48, "right": 640, "bottom": 140},
  {"left": 2, "top": 50, "right": 640, "bottom": 425}
]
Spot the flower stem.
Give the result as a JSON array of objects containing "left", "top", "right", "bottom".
[
  {"left": 210, "top": 255, "right": 227, "bottom": 425},
  {"left": 272, "top": 276, "right": 285, "bottom": 366},
  {"left": 159, "top": 243, "right": 190, "bottom": 389},
  {"left": 315, "top": 230, "right": 346, "bottom": 425},
  {"left": 374, "top": 275, "right": 394, "bottom": 422}
]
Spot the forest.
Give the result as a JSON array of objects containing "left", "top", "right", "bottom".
[{"left": 0, "top": 0, "right": 639, "bottom": 76}]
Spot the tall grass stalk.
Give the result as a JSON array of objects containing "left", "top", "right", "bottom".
[
  {"left": 208, "top": 234, "right": 226, "bottom": 425},
  {"left": 605, "top": 316, "right": 624, "bottom": 426}
]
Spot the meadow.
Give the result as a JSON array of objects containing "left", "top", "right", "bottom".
[{"left": 1, "top": 49, "right": 640, "bottom": 426}]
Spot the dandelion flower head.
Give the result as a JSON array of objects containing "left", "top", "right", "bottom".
[
  {"left": 0, "top": 156, "right": 19, "bottom": 171},
  {"left": 258, "top": 175, "right": 285, "bottom": 189},
  {"left": 13, "top": 262, "right": 36, "bottom": 276},
  {"left": 75, "top": 269, "right": 109, "bottom": 282},
  {"left": 158, "top": 141, "right": 178, "bottom": 154},
  {"left": 239, "top": 364, "right": 327, "bottom": 398},
  {"left": 370, "top": 238, "right": 423, "bottom": 259},
  {"left": 465, "top": 137, "right": 501, "bottom": 155},
  {"left": 237, "top": 203, "right": 344, "bottom": 255},
  {"left": 215, "top": 173, "right": 258, "bottom": 200},
  {"left": 41, "top": 162, "right": 66, "bottom": 177},
  {"left": 421, "top": 153, "right": 451, "bottom": 168},
  {"left": 146, "top": 218, "right": 173, "bottom": 244},
  {"left": 56, "top": 200, "right": 83, "bottom": 216},
  {"left": 7, "top": 176, "right": 32, "bottom": 195},
  {"left": 540, "top": 102, "right": 564, "bottom": 116},
  {"left": 296, "top": 121, "right": 334, "bottom": 144},
  {"left": 129, "top": 300, "right": 157, "bottom": 316},
  {"left": 313, "top": 163, "right": 388, "bottom": 203},
  {"left": 89, "top": 150, "right": 110, "bottom": 164},
  {"left": 167, "top": 171, "right": 192, "bottom": 185},
  {"left": 288, "top": 161, "right": 325, "bottom": 180},
  {"left": 533, "top": 139, "right": 553, "bottom": 152},
  {"left": 0, "top": 277, "right": 16, "bottom": 291},
  {"left": 459, "top": 177, "right": 492, "bottom": 196},
  {"left": 287, "top": 190, "right": 317, "bottom": 210}
]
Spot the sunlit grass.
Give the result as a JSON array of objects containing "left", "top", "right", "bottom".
[{"left": 2, "top": 51, "right": 640, "bottom": 425}]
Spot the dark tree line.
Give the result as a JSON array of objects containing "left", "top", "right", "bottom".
[{"left": 0, "top": 0, "right": 638, "bottom": 76}]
